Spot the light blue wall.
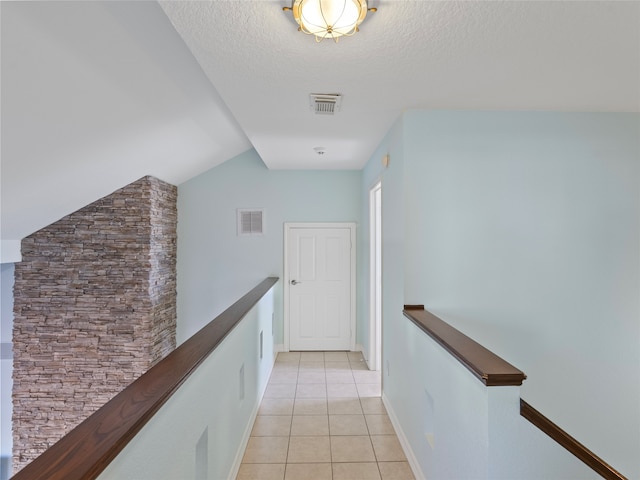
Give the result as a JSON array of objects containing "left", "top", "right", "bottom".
[
  {"left": 368, "top": 110, "right": 640, "bottom": 478},
  {"left": 98, "top": 287, "right": 277, "bottom": 480},
  {"left": 177, "top": 149, "right": 362, "bottom": 345},
  {"left": 0, "top": 263, "right": 15, "bottom": 480},
  {"left": 358, "top": 117, "right": 407, "bottom": 378}
]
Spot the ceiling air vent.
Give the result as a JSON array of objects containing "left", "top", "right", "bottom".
[
  {"left": 309, "top": 94, "right": 342, "bottom": 115},
  {"left": 237, "top": 209, "right": 264, "bottom": 236}
]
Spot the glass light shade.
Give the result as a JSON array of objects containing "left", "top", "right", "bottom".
[{"left": 292, "top": 0, "right": 368, "bottom": 42}]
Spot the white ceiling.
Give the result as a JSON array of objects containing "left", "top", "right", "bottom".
[
  {"left": 160, "top": 0, "right": 640, "bottom": 170},
  {"left": 1, "top": 1, "right": 639, "bottom": 253},
  {"left": 1, "top": 1, "right": 251, "bottom": 248}
]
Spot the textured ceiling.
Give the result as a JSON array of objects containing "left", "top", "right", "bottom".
[
  {"left": 160, "top": 0, "right": 640, "bottom": 170},
  {"left": 1, "top": 1, "right": 638, "bottom": 253}
]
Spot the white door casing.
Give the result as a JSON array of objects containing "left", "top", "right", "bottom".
[
  {"left": 284, "top": 223, "right": 356, "bottom": 351},
  {"left": 369, "top": 181, "right": 382, "bottom": 371}
]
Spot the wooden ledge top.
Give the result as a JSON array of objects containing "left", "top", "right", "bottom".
[{"left": 403, "top": 305, "right": 526, "bottom": 387}]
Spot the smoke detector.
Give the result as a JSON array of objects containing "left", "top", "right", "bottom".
[
  {"left": 313, "top": 146, "right": 326, "bottom": 155},
  {"left": 309, "top": 94, "right": 342, "bottom": 115}
]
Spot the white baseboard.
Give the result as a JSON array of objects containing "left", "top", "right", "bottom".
[
  {"left": 354, "top": 343, "right": 373, "bottom": 370},
  {"left": 274, "top": 343, "right": 285, "bottom": 354},
  {"left": 382, "top": 392, "right": 426, "bottom": 480},
  {"left": 228, "top": 353, "right": 277, "bottom": 479},
  {"left": 228, "top": 399, "right": 259, "bottom": 480}
]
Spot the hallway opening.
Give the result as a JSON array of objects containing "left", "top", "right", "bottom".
[{"left": 236, "top": 351, "right": 414, "bottom": 480}]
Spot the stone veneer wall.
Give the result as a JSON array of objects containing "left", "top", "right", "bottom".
[{"left": 12, "top": 176, "right": 177, "bottom": 473}]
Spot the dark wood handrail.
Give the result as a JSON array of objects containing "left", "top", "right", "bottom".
[
  {"left": 403, "top": 305, "right": 626, "bottom": 479},
  {"left": 520, "top": 400, "right": 627, "bottom": 480},
  {"left": 403, "top": 305, "right": 526, "bottom": 386},
  {"left": 12, "top": 277, "right": 279, "bottom": 480}
]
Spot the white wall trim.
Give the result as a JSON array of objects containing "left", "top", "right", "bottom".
[
  {"left": 355, "top": 343, "right": 372, "bottom": 370},
  {"left": 274, "top": 343, "right": 285, "bottom": 354},
  {"left": 368, "top": 180, "right": 382, "bottom": 372},
  {"left": 228, "top": 396, "right": 260, "bottom": 480},
  {"left": 382, "top": 392, "right": 426, "bottom": 480},
  {"left": 283, "top": 225, "right": 291, "bottom": 351},
  {"left": 228, "top": 350, "right": 277, "bottom": 480}
]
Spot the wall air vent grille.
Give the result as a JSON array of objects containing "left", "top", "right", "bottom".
[
  {"left": 237, "top": 209, "right": 264, "bottom": 236},
  {"left": 310, "top": 94, "right": 342, "bottom": 115}
]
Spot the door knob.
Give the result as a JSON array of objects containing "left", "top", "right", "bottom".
[{"left": 290, "top": 280, "right": 301, "bottom": 285}]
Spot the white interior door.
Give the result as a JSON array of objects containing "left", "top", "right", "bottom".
[{"left": 285, "top": 223, "right": 355, "bottom": 351}]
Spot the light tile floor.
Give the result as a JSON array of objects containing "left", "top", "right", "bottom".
[{"left": 237, "top": 351, "right": 415, "bottom": 480}]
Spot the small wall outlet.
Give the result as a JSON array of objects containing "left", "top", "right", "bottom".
[{"left": 426, "top": 433, "right": 435, "bottom": 449}]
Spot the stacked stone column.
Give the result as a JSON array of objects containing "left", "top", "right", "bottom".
[{"left": 12, "top": 176, "right": 177, "bottom": 473}]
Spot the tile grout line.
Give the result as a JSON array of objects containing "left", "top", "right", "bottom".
[{"left": 239, "top": 351, "right": 411, "bottom": 480}]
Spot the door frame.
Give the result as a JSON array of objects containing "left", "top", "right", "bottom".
[
  {"left": 369, "top": 181, "right": 382, "bottom": 371},
  {"left": 283, "top": 222, "right": 357, "bottom": 352}
]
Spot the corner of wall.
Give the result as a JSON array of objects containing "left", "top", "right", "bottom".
[{"left": 0, "top": 241, "right": 22, "bottom": 264}]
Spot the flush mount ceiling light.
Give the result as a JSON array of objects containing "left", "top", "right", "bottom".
[{"left": 283, "top": 0, "right": 376, "bottom": 43}]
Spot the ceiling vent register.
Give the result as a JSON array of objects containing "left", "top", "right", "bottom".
[{"left": 310, "top": 94, "right": 342, "bottom": 115}]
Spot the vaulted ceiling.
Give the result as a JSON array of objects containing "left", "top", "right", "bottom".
[{"left": 1, "top": 1, "right": 639, "bottom": 259}]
